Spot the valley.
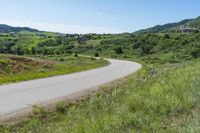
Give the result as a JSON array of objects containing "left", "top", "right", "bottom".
[{"left": 1, "top": 16, "right": 200, "bottom": 132}]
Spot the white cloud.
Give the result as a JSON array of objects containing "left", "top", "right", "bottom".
[{"left": 0, "top": 20, "right": 122, "bottom": 34}]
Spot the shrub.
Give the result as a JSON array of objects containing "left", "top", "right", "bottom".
[
  {"left": 164, "top": 34, "right": 170, "bottom": 39},
  {"left": 32, "top": 106, "right": 48, "bottom": 119},
  {"left": 140, "top": 45, "right": 151, "bottom": 55},
  {"left": 74, "top": 53, "right": 78, "bottom": 57},
  {"left": 95, "top": 53, "right": 99, "bottom": 57},
  {"left": 59, "top": 58, "right": 65, "bottom": 62},
  {"left": 115, "top": 47, "right": 123, "bottom": 54},
  {"left": 191, "top": 48, "right": 200, "bottom": 58},
  {"left": 56, "top": 101, "right": 66, "bottom": 113}
]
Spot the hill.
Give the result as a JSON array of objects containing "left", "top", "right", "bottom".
[
  {"left": 1, "top": 17, "right": 200, "bottom": 132},
  {"left": 0, "top": 24, "right": 39, "bottom": 33},
  {"left": 136, "top": 16, "right": 200, "bottom": 33}
]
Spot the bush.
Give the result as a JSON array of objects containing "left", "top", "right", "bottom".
[
  {"left": 74, "top": 53, "right": 78, "bottom": 57},
  {"left": 56, "top": 101, "right": 66, "bottom": 113},
  {"left": 59, "top": 58, "right": 65, "bottom": 62},
  {"left": 32, "top": 106, "right": 48, "bottom": 119},
  {"left": 115, "top": 47, "right": 123, "bottom": 54},
  {"left": 140, "top": 45, "right": 151, "bottom": 55},
  {"left": 191, "top": 48, "right": 200, "bottom": 58},
  {"left": 95, "top": 53, "right": 99, "bottom": 57}
]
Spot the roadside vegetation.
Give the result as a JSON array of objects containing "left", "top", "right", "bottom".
[
  {"left": 0, "top": 54, "right": 108, "bottom": 85},
  {"left": 1, "top": 59, "right": 200, "bottom": 132},
  {"left": 1, "top": 21, "right": 200, "bottom": 132}
]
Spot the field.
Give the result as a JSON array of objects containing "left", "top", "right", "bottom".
[{"left": 0, "top": 54, "right": 108, "bottom": 85}]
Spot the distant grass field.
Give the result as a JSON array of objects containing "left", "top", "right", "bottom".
[
  {"left": 0, "top": 54, "right": 108, "bottom": 85},
  {"left": 1, "top": 59, "right": 200, "bottom": 132}
]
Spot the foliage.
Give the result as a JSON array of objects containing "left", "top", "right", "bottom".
[
  {"left": 191, "top": 47, "right": 200, "bottom": 58},
  {"left": 56, "top": 101, "right": 67, "bottom": 113},
  {"left": 115, "top": 47, "right": 124, "bottom": 54},
  {"left": 95, "top": 52, "right": 99, "bottom": 57}
]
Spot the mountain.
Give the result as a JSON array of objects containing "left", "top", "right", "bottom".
[
  {"left": 136, "top": 16, "right": 200, "bottom": 33},
  {"left": 0, "top": 24, "right": 39, "bottom": 33}
]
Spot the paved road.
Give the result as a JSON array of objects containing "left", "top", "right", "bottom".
[{"left": 0, "top": 58, "right": 141, "bottom": 119}]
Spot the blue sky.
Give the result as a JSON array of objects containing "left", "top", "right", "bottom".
[{"left": 0, "top": 0, "right": 200, "bottom": 33}]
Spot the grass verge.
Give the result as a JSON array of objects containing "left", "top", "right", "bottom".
[
  {"left": 1, "top": 59, "right": 200, "bottom": 132},
  {"left": 0, "top": 54, "right": 109, "bottom": 85}
]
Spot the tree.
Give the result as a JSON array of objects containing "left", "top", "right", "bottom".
[
  {"left": 164, "top": 34, "right": 170, "bottom": 39},
  {"left": 43, "top": 48, "right": 49, "bottom": 55},
  {"left": 115, "top": 47, "right": 123, "bottom": 54},
  {"left": 25, "top": 47, "right": 31, "bottom": 54},
  {"left": 95, "top": 53, "right": 99, "bottom": 57},
  {"left": 140, "top": 45, "right": 151, "bottom": 55},
  {"left": 31, "top": 47, "right": 36, "bottom": 54},
  {"left": 74, "top": 53, "right": 78, "bottom": 57},
  {"left": 16, "top": 46, "right": 24, "bottom": 55},
  {"left": 2, "top": 41, "right": 16, "bottom": 53},
  {"left": 191, "top": 48, "right": 200, "bottom": 58},
  {"left": 132, "top": 42, "right": 141, "bottom": 49}
]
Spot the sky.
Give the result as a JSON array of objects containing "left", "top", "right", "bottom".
[{"left": 0, "top": 0, "right": 200, "bottom": 34}]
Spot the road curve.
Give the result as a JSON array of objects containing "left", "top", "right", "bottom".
[{"left": 0, "top": 58, "right": 141, "bottom": 119}]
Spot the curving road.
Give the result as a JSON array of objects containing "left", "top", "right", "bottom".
[{"left": 0, "top": 58, "right": 141, "bottom": 120}]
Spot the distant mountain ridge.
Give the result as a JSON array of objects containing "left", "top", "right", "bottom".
[
  {"left": 136, "top": 16, "right": 200, "bottom": 33},
  {"left": 0, "top": 24, "right": 39, "bottom": 33},
  {"left": 1, "top": 16, "right": 200, "bottom": 34}
]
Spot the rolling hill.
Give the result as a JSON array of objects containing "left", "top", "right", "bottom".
[
  {"left": 0, "top": 24, "right": 39, "bottom": 33},
  {"left": 136, "top": 16, "right": 200, "bottom": 33}
]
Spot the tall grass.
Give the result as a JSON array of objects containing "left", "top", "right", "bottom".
[{"left": 1, "top": 59, "right": 200, "bottom": 132}]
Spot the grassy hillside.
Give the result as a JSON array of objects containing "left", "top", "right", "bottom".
[
  {"left": 0, "top": 24, "right": 39, "bottom": 33},
  {"left": 0, "top": 54, "right": 108, "bottom": 84},
  {"left": 82, "top": 32, "right": 200, "bottom": 64},
  {"left": 136, "top": 19, "right": 192, "bottom": 33},
  {"left": 2, "top": 59, "right": 200, "bottom": 132},
  {"left": 1, "top": 17, "right": 200, "bottom": 132},
  {"left": 136, "top": 16, "right": 200, "bottom": 33}
]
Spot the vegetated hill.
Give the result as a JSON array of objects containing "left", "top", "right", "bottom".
[
  {"left": 136, "top": 16, "right": 200, "bottom": 33},
  {"left": 0, "top": 24, "right": 39, "bottom": 33}
]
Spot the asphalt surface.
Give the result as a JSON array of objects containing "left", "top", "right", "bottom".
[{"left": 0, "top": 58, "right": 141, "bottom": 119}]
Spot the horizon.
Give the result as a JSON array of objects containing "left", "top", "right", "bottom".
[{"left": 0, "top": 0, "right": 200, "bottom": 34}]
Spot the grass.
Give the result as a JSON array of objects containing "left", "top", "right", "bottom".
[
  {"left": 0, "top": 54, "right": 108, "bottom": 85},
  {"left": 1, "top": 59, "right": 200, "bottom": 132}
]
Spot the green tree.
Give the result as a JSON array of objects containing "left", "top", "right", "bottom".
[
  {"left": 95, "top": 53, "right": 99, "bottom": 57},
  {"left": 140, "top": 45, "right": 151, "bottom": 55},
  {"left": 16, "top": 46, "right": 24, "bottom": 55},
  {"left": 191, "top": 48, "right": 200, "bottom": 58},
  {"left": 115, "top": 47, "right": 123, "bottom": 54},
  {"left": 31, "top": 47, "right": 36, "bottom": 54},
  {"left": 43, "top": 48, "right": 49, "bottom": 55}
]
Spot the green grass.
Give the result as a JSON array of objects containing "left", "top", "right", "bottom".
[
  {"left": 0, "top": 54, "right": 108, "bottom": 85},
  {"left": 1, "top": 59, "right": 200, "bottom": 132},
  {"left": 1, "top": 28, "right": 200, "bottom": 132}
]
